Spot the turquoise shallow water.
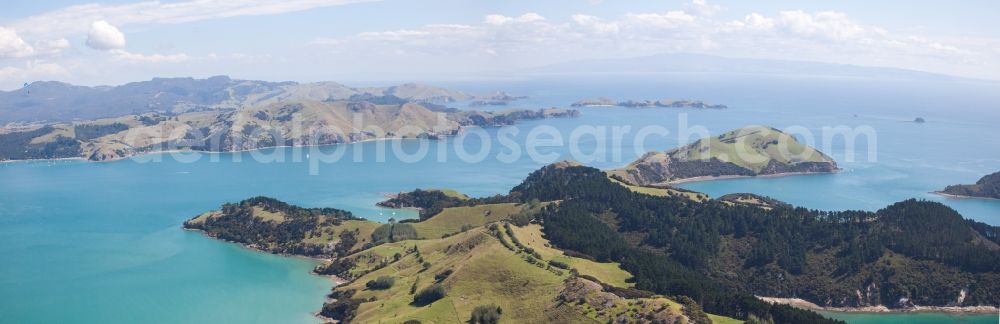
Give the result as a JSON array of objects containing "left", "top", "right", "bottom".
[
  {"left": 2, "top": 74, "right": 1000, "bottom": 323},
  {"left": 817, "top": 311, "right": 998, "bottom": 324}
]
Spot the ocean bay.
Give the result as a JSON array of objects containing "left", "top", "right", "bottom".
[{"left": 2, "top": 75, "right": 1000, "bottom": 323}]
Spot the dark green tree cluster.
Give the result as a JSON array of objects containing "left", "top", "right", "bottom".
[
  {"left": 502, "top": 164, "right": 1000, "bottom": 323},
  {"left": 0, "top": 126, "right": 81, "bottom": 160},
  {"left": 183, "top": 196, "right": 358, "bottom": 256},
  {"left": 73, "top": 123, "right": 129, "bottom": 140},
  {"left": 377, "top": 189, "right": 467, "bottom": 220},
  {"left": 468, "top": 305, "right": 502, "bottom": 324},
  {"left": 413, "top": 284, "right": 446, "bottom": 305},
  {"left": 371, "top": 223, "right": 419, "bottom": 243},
  {"left": 319, "top": 289, "right": 361, "bottom": 322},
  {"left": 366, "top": 276, "right": 395, "bottom": 290}
]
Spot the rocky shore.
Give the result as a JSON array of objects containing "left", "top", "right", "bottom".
[{"left": 758, "top": 296, "right": 1000, "bottom": 314}]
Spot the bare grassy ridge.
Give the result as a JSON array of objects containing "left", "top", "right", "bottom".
[
  {"left": 325, "top": 223, "right": 736, "bottom": 323},
  {"left": 0, "top": 101, "right": 577, "bottom": 162}
]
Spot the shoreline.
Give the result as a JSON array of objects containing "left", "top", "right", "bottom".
[
  {"left": 667, "top": 169, "right": 842, "bottom": 185},
  {"left": 0, "top": 136, "right": 435, "bottom": 165},
  {"left": 757, "top": 296, "right": 999, "bottom": 314},
  {"left": 182, "top": 227, "right": 349, "bottom": 285},
  {"left": 930, "top": 191, "right": 1000, "bottom": 201},
  {"left": 0, "top": 119, "right": 555, "bottom": 165},
  {"left": 0, "top": 108, "right": 578, "bottom": 165},
  {"left": 0, "top": 156, "right": 85, "bottom": 164}
]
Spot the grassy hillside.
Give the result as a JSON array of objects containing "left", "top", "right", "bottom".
[
  {"left": 610, "top": 126, "right": 837, "bottom": 185},
  {"left": 671, "top": 126, "right": 832, "bottom": 172},
  {"left": 410, "top": 203, "right": 523, "bottom": 239},
  {"left": 187, "top": 194, "right": 744, "bottom": 323},
  {"left": 185, "top": 163, "right": 1000, "bottom": 323},
  {"left": 321, "top": 222, "right": 739, "bottom": 324}
]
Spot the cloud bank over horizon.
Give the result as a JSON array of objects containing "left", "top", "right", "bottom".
[{"left": 0, "top": 0, "right": 998, "bottom": 89}]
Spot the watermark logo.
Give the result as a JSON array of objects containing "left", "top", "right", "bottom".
[{"left": 126, "top": 112, "right": 878, "bottom": 175}]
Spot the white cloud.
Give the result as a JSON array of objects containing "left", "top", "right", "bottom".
[
  {"left": 86, "top": 20, "right": 127, "bottom": 50},
  {"left": 0, "top": 27, "right": 36, "bottom": 58},
  {"left": 484, "top": 13, "right": 546, "bottom": 26},
  {"left": 0, "top": 61, "right": 70, "bottom": 82},
  {"left": 624, "top": 11, "right": 696, "bottom": 29},
  {"left": 727, "top": 13, "right": 775, "bottom": 31},
  {"left": 688, "top": 0, "right": 722, "bottom": 17},
  {"left": 777, "top": 10, "right": 865, "bottom": 41},
  {"left": 34, "top": 38, "right": 71, "bottom": 54},
  {"left": 305, "top": 8, "right": 993, "bottom": 79},
  {"left": 572, "top": 15, "right": 619, "bottom": 34},
  {"left": 12, "top": 0, "right": 377, "bottom": 39},
  {"left": 1, "top": 27, "right": 74, "bottom": 58},
  {"left": 722, "top": 10, "right": 969, "bottom": 57},
  {"left": 110, "top": 50, "right": 190, "bottom": 63},
  {"left": 357, "top": 30, "right": 432, "bottom": 41}
]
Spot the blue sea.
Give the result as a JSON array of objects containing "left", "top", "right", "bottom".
[{"left": 1, "top": 74, "right": 999, "bottom": 323}]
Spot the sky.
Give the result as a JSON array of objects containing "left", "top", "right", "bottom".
[{"left": 1, "top": 0, "right": 999, "bottom": 89}]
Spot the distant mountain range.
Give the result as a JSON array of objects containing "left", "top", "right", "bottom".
[
  {"left": 530, "top": 53, "right": 975, "bottom": 81},
  {"left": 0, "top": 76, "right": 477, "bottom": 124}
]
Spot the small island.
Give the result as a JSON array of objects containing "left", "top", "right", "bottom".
[
  {"left": 571, "top": 97, "right": 727, "bottom": 109},
  {"left": 609, "top": 126, "right": 838, "bottom": 186},
  {"left": 935, "top": 171, "right": 1000, "bottom": 200},
  {"left": 467, "top": 91, "right": 528, "bottom": 107},
  {"left": 914, "top": 117, "right": 926, "bottom": 123}
]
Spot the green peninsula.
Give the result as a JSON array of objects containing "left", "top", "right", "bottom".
[{"left": 937, "top": 171, "right": 1000, "bottom": 200}]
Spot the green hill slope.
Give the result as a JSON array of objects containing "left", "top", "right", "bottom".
[
  {"left": 186, "top": 163, "right": 1000, "bottom": 323},
  {"left": 185, "top": 196, "right": 739, "bottom": 324},
  {"left": 611, "top": 126, "right": 838, "bottom": 185}
]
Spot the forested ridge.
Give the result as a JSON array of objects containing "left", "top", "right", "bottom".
[
  {"left": 183, "top": 196, "right": 359, "bottom": 256},
  {"left": 506, "top": 164, "right": 1000, "bottom": 321},
  {"left": 0, "top": 126, "right": 81, "bottom": 161},
  {"left": 377, "top": 189, "right": 467, "bottom": 220}
]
